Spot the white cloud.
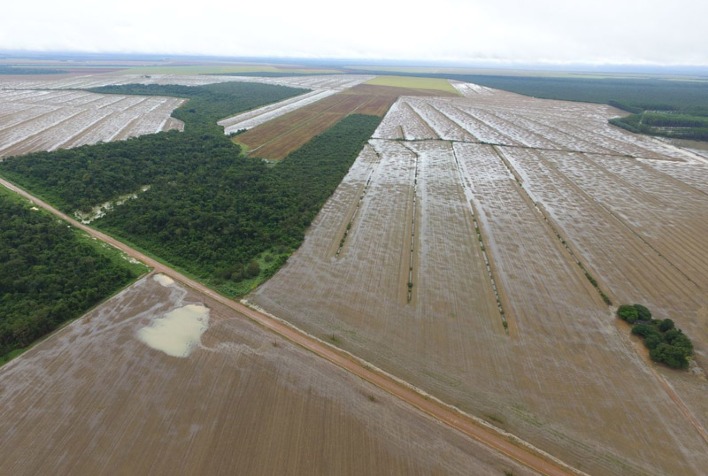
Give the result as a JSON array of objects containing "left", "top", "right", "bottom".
[{"left": 1, "top": 0, "right": 707, "bottom": 65}]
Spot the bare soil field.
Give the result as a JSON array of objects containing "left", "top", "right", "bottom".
[
  {"left": 0, "top": 89, "right": 184, "bottom": 157},
  {"left": 218, "top": 89, "right": 338, "bottom": 134},
  {"left": 0, "top": 72, "right": 373, "bottom": 92},
  {"left": 2, "top": 72, "right": 705, "bottom": 474},
  {"left": 252, "top": 84, "right": 708, "bottom": 475},
  {"left": 0, "top": 73, "right": 373, "bottom": 158},
  {"left": 0, "top": 274, "right": 535, "bottom": 476}
]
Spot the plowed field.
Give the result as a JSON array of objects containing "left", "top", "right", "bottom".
[
  {"left": 0, "top": 275, "right": 535, "bottom": 476},
  {"left": 235, "top": 83, "right": 458, "bottom": 160},
  {"left": 252, "top": 86, "right": 708, "bottom": 475},
  {"left": 0, "top": 89, "right": 184, "bottom": 157}
]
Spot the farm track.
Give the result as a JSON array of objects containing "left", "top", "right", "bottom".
[{"left": 0, "top": 175, "right": 582, "bottom": 476}]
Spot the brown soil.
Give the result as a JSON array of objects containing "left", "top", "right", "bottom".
[
  {"left": 236, "top": 84, "right": 455, "bottom": 161},
  {"left": 0, "top": 275, "right": 539, "bottom": 476},
  {"left": 251, "top": 91, "right": 708, "bottom": 475}
]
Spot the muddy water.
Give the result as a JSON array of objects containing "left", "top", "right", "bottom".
[{"left": 137, "top": 303, "right": 209, "bottom": 358}]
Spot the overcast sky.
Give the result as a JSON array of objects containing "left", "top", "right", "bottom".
[{"left": 2, "top": 0, "right": 707, "bottom": 66}]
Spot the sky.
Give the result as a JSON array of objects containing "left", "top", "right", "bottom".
[{"left": 2, "top": 0, "right": 707, "bottom": 66}]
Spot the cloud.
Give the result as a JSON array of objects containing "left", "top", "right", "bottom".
[{"left": 2, "top": 0, "right": 707, "bottom": 65}]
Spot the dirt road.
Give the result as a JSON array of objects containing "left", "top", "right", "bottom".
[{"left": 0, "top": 176, "right": 583, "bottom": 476}]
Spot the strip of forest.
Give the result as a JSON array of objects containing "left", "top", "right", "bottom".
[{"left": 0, "top": 82, "right": 382, "bottom": 297}]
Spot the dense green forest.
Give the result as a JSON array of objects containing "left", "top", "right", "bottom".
[
  {"left": 0, "top": 82, "right": 381, "bottom": 296},
  {"left": 0, "top": 188, "right": 146, "bottom": 362},
  {"left": 608, "top": 109, "right": 708, "bottom": 141}
]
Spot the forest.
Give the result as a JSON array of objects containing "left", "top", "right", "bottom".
[
  {"left": 0, "top": 82, "right": 381, "bottom": 296},
  {"left": 0, "top": 187, "right": 145, "bottom": 362}
]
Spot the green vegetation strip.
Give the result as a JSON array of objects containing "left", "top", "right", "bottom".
[
  {"left": 617, "top": 304, "right": 694, "bottom": 369},
  {"left": 0, "top": 65, "right": 66, "bottom": 75},
  {"left": 0, "top": 186, "right": 147, "bottom": 363},
  {"left": 0, "top": 82, "right": 381, "bottom": 298},
  {"left": 366, "top": 75, "right": 459, "bottom": 94}
]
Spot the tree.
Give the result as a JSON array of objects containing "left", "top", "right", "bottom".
[
  {"left": 245, "top": 260, "right": 260, "bottom": 278},
  {"left": 632, "top": 323, "right": 659, "bottom": 339},
  {"left": 633, "top": 304, "right": 652, "bottom": 321},
  {"left": 650, "top": 344, "right": 689, "bottom": 369},
  {"left": 618, "top": 304, "right": 639, "bottom": 323}
]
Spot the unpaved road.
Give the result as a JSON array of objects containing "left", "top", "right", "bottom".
[{"left": 1, "top": 176, "right": 582, "bottom": 476}]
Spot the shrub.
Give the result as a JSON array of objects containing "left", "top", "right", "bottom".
[
  {"left": 632, "top": 323, "right": 659, "bottom": 339},
  {"left": 650, "top": 344, "right": 689, "bottom": 369},
  {"left": 634, "top": 304, "right": 652, "bottom": 321},
  {"left": 618, "top": 304, "right": 639, "bottom": 323},
  {"left": 644, "top": 334, "right": 662, "bottom": 350},
  {"left": 245, "top": 260, "right": 260, "bottom": 278},
  {"left": 620, "top": 304, "right": 694, "bottom": 370}
]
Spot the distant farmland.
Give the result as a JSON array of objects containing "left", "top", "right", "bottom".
[
  {"left": 365, "top": 75, "right": 460, "bottom": 94},
  {"left": 0, "top": 89, "right": 184, "bottom": 157},
  {"left": 235, "top": 83, "right": 457, "bottom": 160}
]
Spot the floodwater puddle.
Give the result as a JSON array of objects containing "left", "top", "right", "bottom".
[
  {"left": 136, "top": 304, "right": 209, "bottom": 358},
  {"left": 154, "top": 274, "right": 174, "bottom": 287}
]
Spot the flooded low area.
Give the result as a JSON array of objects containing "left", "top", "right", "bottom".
[{"left": 137, "top": 303, "right": 209, "bottom": 358}]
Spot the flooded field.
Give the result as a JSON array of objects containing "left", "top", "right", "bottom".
[
  {"left": 1, "top": 71, "right": 705, "bottom": 474},
  {"left": 0, "top": 73, "right": 373, "bottom": 158},
  {"left": 0, "top": 275, "right": 533, "bottom": 475},
  {"left": 252, "top": 85, "right": 708, "bottom": 475},
  {"left": 0, "top": 89, "right": 184, "bottom": 157}
]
